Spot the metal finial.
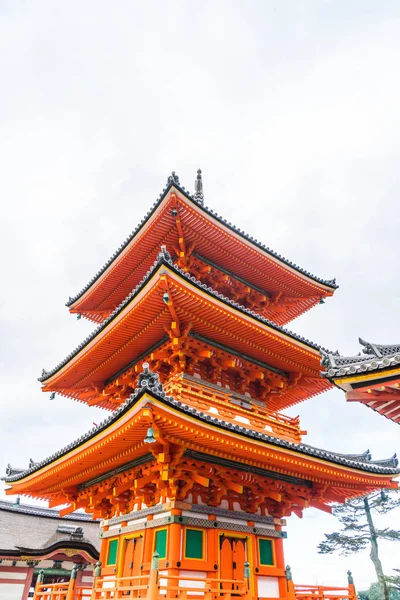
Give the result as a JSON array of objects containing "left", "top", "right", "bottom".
[
  {"left": 194, "top": 168, "right": 204, "bottom": 204},
  {"left": 347, "top": 570, "right": 354, "bottom": 585}
]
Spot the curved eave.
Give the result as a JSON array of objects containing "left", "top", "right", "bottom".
[
  {"left": 67, "top": 182, "right": 337, "bottom": 322},
  {"left": 0, "top": 540, "right": 99, "bottom": 561},
  {"left": 5, "top": 390, "right": 398, "bottom": 500},
  {"left": 331, "top": 370, "right": 400, "bottom": 424},
  {"left": 41, "top": 260, "right": 330, "bottom": 394}
]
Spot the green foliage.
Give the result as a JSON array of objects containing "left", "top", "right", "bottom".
[
  {"left": 318, "top": 490, "right": 400, "bottom": 556},
  {"left": 358, "top": 582, "right": 400, "bottom": 600}
]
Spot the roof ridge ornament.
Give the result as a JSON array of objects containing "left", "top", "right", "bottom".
[
  {"left": 193, "top": 168, "right": 204, "bottom": 205},
  {"left": 137, "top": 362, "right": 165, "bottom": 395},
  {"left": 157, "top": 245, "right": 172, "bottom": 262},
  {"left": 370, "top": 453, "right": 398, "bottom": 468},
  {"left": 5, "top": 464, "right": 25, "bottom": 477},
  {"left": 167, "top": 171, "right": 180, "bottom": 186}
]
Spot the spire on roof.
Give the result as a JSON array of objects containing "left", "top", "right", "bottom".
[
  {"left": 167, "top": 171, "right": 180, "bottom": 186},
  {"left": 194, "top": 168, "right": 204, "bottom": 205}
]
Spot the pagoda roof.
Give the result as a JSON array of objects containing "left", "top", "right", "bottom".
[
  {"left": 66, "top": 173, "right": 337, "bottom": 325},
  {"left": 5, "top": 370, "right": 399, "bottom": 499},
  {"left": 39, "top": 253, "right": 331, "bottom": 411},
  {"left": 321, "top": 339, "right": 400, "bottom": 423}
]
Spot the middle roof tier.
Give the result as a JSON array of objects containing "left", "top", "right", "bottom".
[{"left": 40, "top": 256, "right": 331, "bottom": 413}]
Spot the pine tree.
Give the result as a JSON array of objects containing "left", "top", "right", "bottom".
[{"left": 318, "top": 490, "right": 400, "bottom": 600}]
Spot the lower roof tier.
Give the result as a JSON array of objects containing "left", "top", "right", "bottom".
[
  {"left": 5, "top": 367, "right": 398, "bottom": 520},
  {"left": 40, "top": 256, "right": 331, "bottom": 412}
]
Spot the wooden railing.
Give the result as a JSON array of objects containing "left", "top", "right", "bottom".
[
  {"left": 157, "top": 573, "right": 250, "bottom": 600},
  {"left": 33, "top": 567, "right": 93, "bottom": 600},
  {"left": 287, "top": 566, "right": 357, "bottom": 600},
  {"left": 165, "top": 375, "right": 305, "bottom": 442},
  {"left": 91, "top": 574, "right": 150, "bottom": 599},
  {"left": 33, "top": 558, "right": 356, "bottom": 600},
  {"left": 33, "top": 582, "right": 70, "bottom": 600},
  {"left": 294, "top": 584, "right": 356, "bottom": 600}
]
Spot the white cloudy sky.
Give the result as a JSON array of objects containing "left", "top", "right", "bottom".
[{"left": 1, "top": 0, "right": 400, "bottom": 590}]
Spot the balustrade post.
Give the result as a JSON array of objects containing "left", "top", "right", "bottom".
[
  {"left": 66, "top": 564, "right": 79, "bottom": 600},
  {"left": 285, "top": 565, "right": 296, "bottom": 600},
  {"left": 147, "top": 551, "right": 160, "bottom": 600},
  {"left": 244, "top": 561, "right": 251, "bottom": 600},
  {"left": 33, "top": 570, "right": 45, "bottom": 600},
  {"left": 90, "top": 562, "right": 102, "bottom": 600},
  {"left": 347, "top": 570, "right": 356, "bottom": 600}
]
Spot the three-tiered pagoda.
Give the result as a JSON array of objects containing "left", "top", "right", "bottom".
[{"left": 4, "top": 171, "right": 399, "bottom": 600}]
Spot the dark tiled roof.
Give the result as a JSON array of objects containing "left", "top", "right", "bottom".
[
  {"left": 41, "top": 250, "right": 331, "bottom": 383},
  {"left": 0, "top": 500, "right": 97, "bottom": 521},
  {"left": 0, "top": 500, "right": 100, "bottom": 555},
  {"left": 7, "top": 366, "right": 399, "bottom": 484},
  {"left": 321, "top": 338, "right": 400, "bottom": 378},
  {"left": 66, "top": 172, "right": 337, "bottom": 308}
]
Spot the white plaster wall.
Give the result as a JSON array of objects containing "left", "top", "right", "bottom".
[
  {"left": 179, "top": 570, "right": 206, "bottom": 596},
  {"left": 0, "top": 572, "right": 26, "bottom": 580},
  {"left": 126, "top": 517, "right": 148, "bottom": 526},
  {"left": 182, "top": 511, "right": 208, "bottom": 520},
  {"left": 0, "top": 583, "right": 25, "bottom": 600},
  {"left": 257, "top": 576, "right": 280, "bottom": 598}
]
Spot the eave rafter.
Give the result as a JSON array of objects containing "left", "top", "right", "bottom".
[{"left": 56, "top": 331, "right": 322, "bottom": 425}]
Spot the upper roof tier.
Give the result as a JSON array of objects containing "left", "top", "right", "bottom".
[
  {"left": 321, "top": 338, "right": 400, "bottom": 423},
  {"left": 41, "top": 253, "right": 331, "bottom": 412},
  {"left": 67, "top": 172, "right": 337, "bottom": 326}
]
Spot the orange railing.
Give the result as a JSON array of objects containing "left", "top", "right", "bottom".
[
  {"left": 33, "top": 559, "right": 356, "bottom": 600},
  {"left": 33, "top": 582, "right": 70, "bottom": 600},
  {"left": 91, "top": 574, "right": 150, "bottom": 599},
  {"left": 91, "top": 573, "right": 250, "bottom": 600},
  {"left": 165, "top": 375, "right": 305, "bottom": 442},
  {"left": 157, "top": 573, "right": 250, "bottom": 600},
  {"left": 33, "top": 568, "right": 93, "bottom": 600},
  {"left": 75, "top": 587, "right": 94, "bottom": 600},
  {"left": 294, "top": 584, "right": 356, "bottom": 600}
]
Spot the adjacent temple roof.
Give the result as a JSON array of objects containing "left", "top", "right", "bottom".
[
  {"left": 0, "top": 500, "right": 100, "bottom": 559},
  {"left": 5, "top": 365, "right": 399, "bottom": 492},
  {"left": 321, "top": 339, "right": 400, "bottom": 423},
  {"left": 66, "top": 171, "right": 337, "bottom": 325},
  {"left": 321, "top": 339, "right": 400, "bottom": 378}
]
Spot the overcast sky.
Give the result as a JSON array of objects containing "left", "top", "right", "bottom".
[{"left": 1, "top": 0, "right": 400, "bottom": 590}]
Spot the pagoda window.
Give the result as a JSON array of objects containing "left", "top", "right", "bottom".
[
  {"left": 184, "top": 528, "right": 204, "bottom": 560},
  {"left": 107, "top": 538, "right": 119, "bottom": 566},
  {"left": 258, "top": 538, "right": 274, "bottom": 566},
  {"left": 154, "top": 528, "right": 168, "bottom": 559}
]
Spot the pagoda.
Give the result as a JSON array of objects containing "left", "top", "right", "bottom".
[
  {"left": 322, "top": 339, "right": 400, "bottom": 424},
  {"left": 4, "top": 171, "right": 399, "bottom": 600}
]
